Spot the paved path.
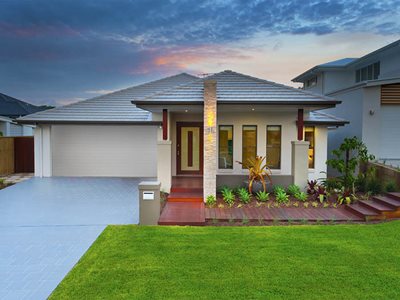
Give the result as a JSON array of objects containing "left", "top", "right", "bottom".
[{"left": 0, "top": 177, "right": 144, "bottom": 299}]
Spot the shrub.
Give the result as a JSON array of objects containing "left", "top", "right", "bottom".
[
  {"left": 287, "top": 184, "right": 301, "bottom": 196},
  {"left": 273, "top": 185, "right": 285, "bottom": 195},
  {"left": 294, "top": 191, "right": 308, "bottom": 202},
  {"left": 384, "top": 180, "right": 397, "bottom": 193},
  {"left": 236, "top": 155, "right": 272, "bottom": 193},
  {"left": 237, "top": 187, "right": 251, "bottom": 204},
  {"left": 221, "top": 186, "right": 235, "bottom": 206},
  {"left": 366, "top": 178, "right": 382, "bottom": 195},
  {"left": 326, "top": 136, "right": 374, "bottom": 190},
  {"left": 206, "top": 195, "right": 216, "bottom": 206},
  {"left": 255, "top": 190, "right": 270, "bottom": 202},
  {"left": 314, "top": 186, "right": 327, "bottom": 203},
  {"left": 275, "top": 190, "right": 289, "bottom": 203},
  {"left": 307, "top": 180, "right": 318, "bottom": 195}
]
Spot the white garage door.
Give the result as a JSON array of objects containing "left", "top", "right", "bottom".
[
  {"left": 380, "top": 105, "right": 400, "bottom": 159},
  {"left": 52, "top": 125, "right": 157, "bottom": 177}
]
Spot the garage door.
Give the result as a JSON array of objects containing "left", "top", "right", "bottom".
[
  {"left": 51, "top": 125, "right": 157, "bottom": 177},
  {"left": 380, "top": 105, "right": 400, "bottom": 159}
]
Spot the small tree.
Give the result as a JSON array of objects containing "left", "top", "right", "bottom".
[{"left": 327, "top": 136, "right": 374, "bottom": 190}]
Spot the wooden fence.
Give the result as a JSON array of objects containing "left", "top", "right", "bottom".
[
  {"left": 0, "top": 136, "right": 34, "bottom": 175},
  {"left": 363, "top": 161, "right": 400, "bottom": 187}
]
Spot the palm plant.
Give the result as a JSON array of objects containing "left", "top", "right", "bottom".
[{"left": 237, "top": 156, "right": 272, "bottom": 193}]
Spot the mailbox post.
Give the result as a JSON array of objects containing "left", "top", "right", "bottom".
[{"left": 138, "top": 181, "right": 161, "bottom": 225}]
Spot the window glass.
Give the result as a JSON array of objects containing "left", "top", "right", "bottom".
[
  {"left": 242, "top": 125, "right": 257, "bottom": 168},
  {"left": 219, "top": 126, "right": 233, "bottom": 169},
  {"left": 266, "top": 126, "right": 281, "bottom": 169},
  {"left": 305, "top": 127, "right": 315, "bottom": 169}
]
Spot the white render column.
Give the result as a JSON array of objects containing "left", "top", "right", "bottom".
[
  {"left": 203, "top": 80, "right": 217, "bottom": 201},
  {"left": 291, "top": 141, "right": 309, "bottom": 191},
  {"left": 157, "top": 140, "right": 172, "bottom": 193},
  {"left": 34, "top": 125, "right": 52, "bottom": 177}
]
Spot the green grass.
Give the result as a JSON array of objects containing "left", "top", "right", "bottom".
[{"left": 51, "top": 222, "right": 400, "bottom": 300}]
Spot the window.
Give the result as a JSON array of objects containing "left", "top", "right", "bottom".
[
  {"left": 219, "top": 125, "right": 233, "bottom": 169},
  {"left": 305, "top": 76, "right": 317, "bottom": 88},
  {"left": 305, "top": 126, "right": 315, "bottom": 168},
  {"left": 242, "top": 125, "right": 257, "bottom": 168},
  {"left": 266, "top": 125, "right": 281, "bottom": 169},
  {"left": 355, "top": 61, "right": 380, "bottom": 82}
]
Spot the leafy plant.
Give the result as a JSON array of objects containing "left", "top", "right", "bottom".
[
  {"left": 337, "top": 189, "right": 353, "bottom": 205},
  {"left": 326, "top": 136, "right": 375, "bottom": 190},
  {"left": 311, "top": 201, "right": 319, "bottom": 208},
  {"left": 319, "top": 175, "right": 343, "bottom": 192},
  {"left": 255, "top": 190, "right": 270, "bottom": 202},
  {"left": 237, "top": 187, "right": 251, "bottom": 204},
  {"left": 303, "top": 202, "right": 309, "bottom": 208},
  {"left": 314, "top": 185, "right": 327, "bottom": 203},
  {"left": 236, "top": 155, "right": 272, "bottom": 193},
  {"left": 307, "top": 180, "right": 318, "bottom": 195},
  {"left": 275, "top": 190, "right": 289, "bottom": 203},
  {"left": 293, "top": 202, "right": 299, "bottom": 207},
  {"left": 287, "top": 184, "right": 301, "bottom": 196},
  {"left": 294, "top": 191, "right": 308, "bottom": 202},
  {"left": 273, "top": 185, "right": 285, "bottom": 195},
  {"left": 384, "top": 180, "right": 397, "bottom": 193},
  {"left": 205, "top": 195, "right": 216, "bottom": 206},
  {"left": 221, "top": 186, "right": 235, "bottom": 206}
]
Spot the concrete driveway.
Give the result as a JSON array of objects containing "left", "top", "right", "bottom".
[{"left": 0, "top": 177, "right": 145, "bottom": 300}]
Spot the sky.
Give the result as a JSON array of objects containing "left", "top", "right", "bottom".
[{"left": 0, "top": 0, "right": 399, "bottom": 107}]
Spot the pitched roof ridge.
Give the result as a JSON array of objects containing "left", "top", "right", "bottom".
[
  {"left": 224, "top": 70, "right": 337, "bottom": 101},
  {"left": 139, "top": 73, "right": 207, "bottom": 101}
]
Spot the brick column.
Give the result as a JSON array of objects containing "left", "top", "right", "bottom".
[{"left": 203, "top": 80, "right": 217, "bottom": 201}]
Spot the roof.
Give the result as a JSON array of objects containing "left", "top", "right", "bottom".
[
  {"left": 133, "top": 70, "right": 340, "bottom": 106},
  {"left": 318, "top": 58, "right": 357, "bottom": 67},
  {"left": 292, "top": 39, "right": 400, "bottom": 82},
  {"left": 17, "top": 73, "right": 198, "bottom": 124},
  {"left": 0, "top": 93, "right": 48, "bottom": 118},
  {"left": 305, "top": 111, "right": 348, "bottom": 126}
]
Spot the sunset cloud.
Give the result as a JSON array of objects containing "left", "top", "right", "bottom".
[{"left": 0, "top": 0, "right": 399, "bottom": 105}]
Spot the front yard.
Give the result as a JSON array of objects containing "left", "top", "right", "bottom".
[{"left": 50, "top": 222, "right": 400, "bottom": 299}]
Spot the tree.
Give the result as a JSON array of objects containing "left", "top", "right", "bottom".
[{"left": 326, "top": 137, "right": 375, "bottom": 190}]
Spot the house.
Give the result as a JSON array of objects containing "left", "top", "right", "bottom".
[
  {"left": 18, "top": 70, "right": 347, "bottom": 199},
  {"left": 292, "top": 39, "right": 400, "bottom": 167},
  {"left": 0, "top": 92, "right": 49, "bottom": 136}
]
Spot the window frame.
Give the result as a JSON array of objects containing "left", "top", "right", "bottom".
[
  {"left": 304, "top": 126, "right": 315, "bottom": 169},
  {"left": 266, "top": 125, "right": 282, "bottom": 170},
  {"left": 218, "top": 125, "right": 234, "bottom": 170},
  {"left": 241, "top": 125, "right": 257, "bottom": 169}
]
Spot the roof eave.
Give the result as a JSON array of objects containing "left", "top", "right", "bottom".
[
  {"left": 133, "top": 100, "right": 341, "bottom": 107},
  {"left": 16, "top": 119, "right": 162, "bottom": 126},
  {"left": 304, "top": 120, "right": 349, "bottom": 127}
]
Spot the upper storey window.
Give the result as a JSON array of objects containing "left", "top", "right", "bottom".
[
  {"left": 305, "top": 76, "right": 317, "bottom": 88},
  {"left": 356, "top": 62, "right": 380, "bottom": 83}
]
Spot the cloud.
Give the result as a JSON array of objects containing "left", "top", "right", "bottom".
[{"left": 0, "top": 0, "right": 399, "bottom": 105}]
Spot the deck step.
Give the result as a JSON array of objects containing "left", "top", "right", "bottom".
[
  {"left": 386, "top": 192, "right": 400, "bottom": 202},
  {"left": 170, "top": 187, "right": 203, "bottom": 193},
  {"left": 167, "top": 192, "right": 203, "bottom": 202},
  {"left": 158, "top": 202, "right": 205, "bottom": 226},
  {"left": 373, "top": 195, "right": 400, "bottom": 209},
  {"left": 358, "top": 200, "right": 394, "bottom": 213},
  {"left": 345, "top": 203, "right": 379, "bottom": 219}
]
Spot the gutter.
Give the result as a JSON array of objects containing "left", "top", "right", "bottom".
[
  {"left": 16, "top": 120, "right": 162, "bottom": 126},
  {"left": 133, "top": 100, "right": 341, "bottom": 106}
]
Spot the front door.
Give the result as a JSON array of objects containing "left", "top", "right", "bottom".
[{"left": 177, "top": 122, "right": 203, "bottom": 175}]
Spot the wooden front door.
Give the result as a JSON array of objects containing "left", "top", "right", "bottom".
[{"left": 177, "top": 122, "right": 203, "bottom": 175}]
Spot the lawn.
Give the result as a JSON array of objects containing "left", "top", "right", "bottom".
[{"left": 50, "top": 222, "right": 400, "bottom": 299}]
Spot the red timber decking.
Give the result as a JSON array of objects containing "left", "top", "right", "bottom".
[
  {"left": 158, "top": 176, "right": 205, "bottom": 225},
  {"left": 205, "top": 207, "right": 363, "bottom": 223}
]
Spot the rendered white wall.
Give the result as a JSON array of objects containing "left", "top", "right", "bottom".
[{"left": 362, "top": 86, "right": 381, "bottom": 158}]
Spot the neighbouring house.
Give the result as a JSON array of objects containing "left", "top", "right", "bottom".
[
  {"left": 292, "top": 39, "right": 400, "bottom": 168},
  {"left": 18, "top": 70, "right": 347, "bottom": 198},
  {"left": 0, "top": 92, "right": 50, "bottom": 136}
]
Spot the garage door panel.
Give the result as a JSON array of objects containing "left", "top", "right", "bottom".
[{"left": 51, "top": 125, "right": 157, "bottom": 177}]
